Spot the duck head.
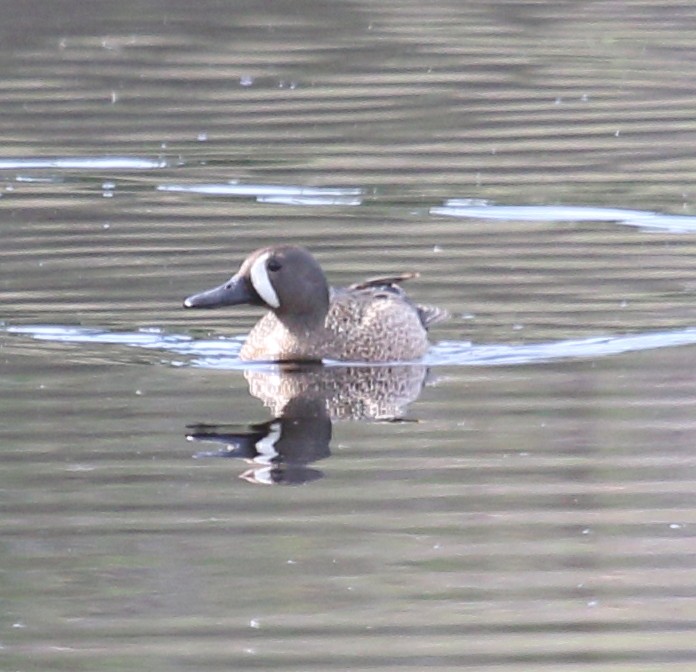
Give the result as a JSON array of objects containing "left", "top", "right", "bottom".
[{"left": 184, "top": 246, "right": 330, "bottom": 324}]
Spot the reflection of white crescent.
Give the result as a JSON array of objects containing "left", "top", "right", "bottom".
[{"left": 254, "top": 421, "right": 282, "bottom": 465}]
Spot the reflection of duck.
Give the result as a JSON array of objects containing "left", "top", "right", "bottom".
[
  {"left": 245, "top": 363, "right": 428, "bottom": 420},
  {"left": 184, "top": 245, "right": 447, "bottom": 362},
  {"left": 188, "top": 398, "right": 330, "bottom": 486},
  {"left": 188, "top": 364, "right": 429, "bottom": 484}
]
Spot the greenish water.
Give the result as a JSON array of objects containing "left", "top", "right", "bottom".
[{"left": 2, "top": 1, "right": 696, "bottom": 670}]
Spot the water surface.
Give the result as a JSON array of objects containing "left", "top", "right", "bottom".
[{"left": 3, "top": 1, "right": 696, "bottom": 670}]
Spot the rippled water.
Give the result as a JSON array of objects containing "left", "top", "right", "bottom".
[{"left": 3, "top": 1, "right": 696, "bottom": 670}]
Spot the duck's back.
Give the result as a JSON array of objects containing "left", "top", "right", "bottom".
[
  {"left": 324, "top": 285, "right": 429, "bottom": 361},
  {"left": 240, "top": 273, "right": 446, "bottom": 363}
]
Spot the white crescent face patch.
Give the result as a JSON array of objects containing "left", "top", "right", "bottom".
[{"left": 249, "top": 252, "right": 281, "bottom": 309}]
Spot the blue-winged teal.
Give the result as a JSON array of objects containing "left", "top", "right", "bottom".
[{"left": 183, "top": 245, "right": 447, "bottom": 362}]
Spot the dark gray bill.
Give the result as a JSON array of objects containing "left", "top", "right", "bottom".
[{"left": 183, "top": 275, "right": 256, "bottom": 309}]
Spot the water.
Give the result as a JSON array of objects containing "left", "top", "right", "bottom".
[{"left": 2, "top": 1, "right": 696, "bottom": 670}]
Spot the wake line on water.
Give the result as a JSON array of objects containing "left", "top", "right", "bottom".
[
  {"left": 431, "top": 200, "right": 696, "bottom": 233},
  {"left": 4, "top": 324, "right": 696, "bottom": 369}
]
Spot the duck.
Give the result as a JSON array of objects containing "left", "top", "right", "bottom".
[{"left": 183, "top": 245, "right": 447, "bottom": 362}]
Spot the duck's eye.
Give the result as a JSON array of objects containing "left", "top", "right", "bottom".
[{"left": 267, "top": 258, "right": 282, "bottom": 272}]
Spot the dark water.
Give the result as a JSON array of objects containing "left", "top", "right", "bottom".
[{"left": 3, "top": 1, "right": 696, "bottom": 670}]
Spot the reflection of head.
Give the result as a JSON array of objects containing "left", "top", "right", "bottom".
[{"left": 188, "top": 412, "right": 331, "bottom": 486}]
